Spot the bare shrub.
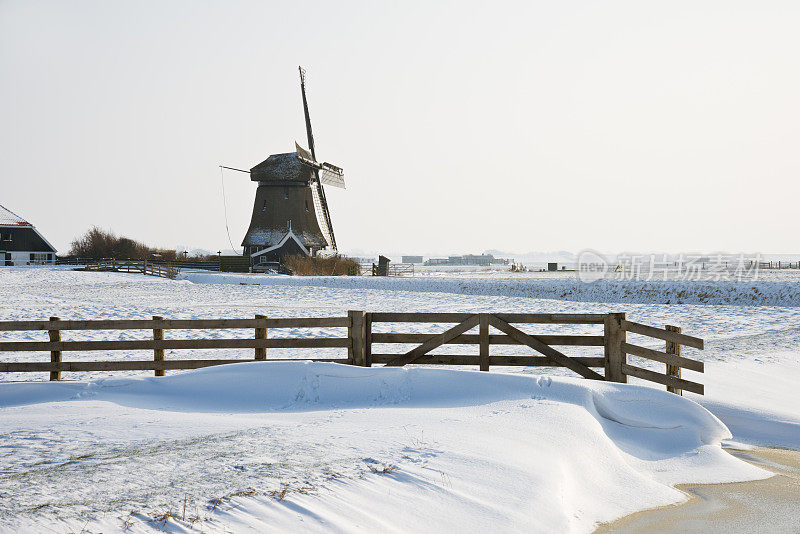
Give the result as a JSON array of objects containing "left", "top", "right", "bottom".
[
  {"left": 282, "top": 254, "right": 360, "bottom": 276},
  {"left": 68, "top": 227, "right": 152, "bottom": 259}
]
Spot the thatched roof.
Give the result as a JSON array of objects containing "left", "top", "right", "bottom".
[{"left": 249, "top": 153, "right": 314, "bottom": 183}]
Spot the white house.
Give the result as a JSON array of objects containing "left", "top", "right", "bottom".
[{"left": 0, "top": 204, "right": 57, "bottom": 265}]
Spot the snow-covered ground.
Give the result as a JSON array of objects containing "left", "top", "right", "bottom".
[{"left": 0, "top": 267, "right": 798, "bottom": 532}]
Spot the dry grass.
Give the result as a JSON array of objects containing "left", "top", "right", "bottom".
[
  {"left": 269, "top": 485, "right": 290, "bottom": 500},
  {"left": 282, "top": 254, "right": 361, "bottom": 276},
  {"left": 367, "top": 464, "right": 399, "bottom": 475},
  {"left": 152, "top": 509, "right": 181, "bottom": 528}
]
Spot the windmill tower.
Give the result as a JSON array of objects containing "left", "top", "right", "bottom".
[{"left": 241, "top": 67, "right": 345, "bottom": 266}]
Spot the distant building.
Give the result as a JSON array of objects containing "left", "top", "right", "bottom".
[
  {"left": 424, "top": 254, "right": 509, "bottom": 266},
  {"left": 401, "top": 255, "right": 423, "bottom": 264},
  {"left": 0, "top": 204, "right": 57, "bottom": 265}
]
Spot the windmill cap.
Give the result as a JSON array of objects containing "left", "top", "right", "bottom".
[{"left": 249, "top": 152, "right": 314, "bottom": 183}]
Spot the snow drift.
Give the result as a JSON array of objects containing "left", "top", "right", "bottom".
[{"left": 0, "top": 362, "right": 768, "bottom": 533}]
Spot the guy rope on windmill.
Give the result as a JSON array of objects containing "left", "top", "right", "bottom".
[{"left": 220, "top": 66, "right": 345, "bottom": 270}]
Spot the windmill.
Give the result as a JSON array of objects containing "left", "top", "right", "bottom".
[{"left": 237, "top": 67, "right": 346, "bottom": 267}]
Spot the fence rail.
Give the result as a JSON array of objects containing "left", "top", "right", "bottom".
[
  {"left": 81, "top": 259, "right": 180, "bottom": 279},
  {"left": 58, "top": 257, "right": 221, "bottom": 271},
  {"left": 758, "top": 260, "right": 800, "bottom": 270},
  {"left": 358, "top": 263, "right": 415, "bottom": 277},
  {"left": 0, "top": 312, "right": 705, "bottom": 395}
]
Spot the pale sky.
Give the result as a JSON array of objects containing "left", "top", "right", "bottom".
[{"left": 2, "top": 1, "right": 799, "bottom": 256}]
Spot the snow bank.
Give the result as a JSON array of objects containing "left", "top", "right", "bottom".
[
  {"left": 692, "top": 354, "right": 800, "bottom": 450},
  {"left": 0, "top": 362, "right": 767, "bottom": 533},
  {"left": 0, "top": 361, "right": 731, "bottom": 433},
  {"left": 179, "top": 271, "right": 800, "bottom": 306}
]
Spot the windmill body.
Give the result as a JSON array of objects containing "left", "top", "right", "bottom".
[{"left": 241, "top": 68, "right": 345, "bottom": 267}]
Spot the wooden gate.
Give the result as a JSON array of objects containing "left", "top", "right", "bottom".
[
  {"left": 0, "top": 311, "right": 705, "bottom": 395},
  {"left": 381, "top": 313, "right": 604, "bottom": 380}
]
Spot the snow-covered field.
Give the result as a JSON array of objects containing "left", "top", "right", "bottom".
[{"left": 0, "top": 267, "right": 798, "bottom": 533}]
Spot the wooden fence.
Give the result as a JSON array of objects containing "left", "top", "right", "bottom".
[
  {"left": 82, "top": 259, "right": 180, "bottom": 279},
  {"left": 0, "top": 312, "right": 704, "bottom": 394},
  {"left": 359, "top": 263, "right": 415, "bottom": 277},
  {"left": 757, "top": 260, "right": 800, "bottom": 270}
]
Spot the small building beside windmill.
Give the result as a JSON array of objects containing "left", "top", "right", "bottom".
[{"left": 0, "top": 204, "right": 57, "bottom": 265}]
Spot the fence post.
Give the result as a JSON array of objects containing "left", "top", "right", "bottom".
[
  {"left": 48, "top": 316, "right": 61, "bottom": 381},
  {"left": 479, "top": 313, "right": 490, "bottom": 371},
  {"left": 364, "top": 312, "right": 372, "bottom": 367},
  {"left": 255, "top": 314, "right": 267, "bottom": 360},
  {"left": 604, "top": 312, "right": 627, "bottom": 383},
  {"left": 153, "top": 315, "right": 165, "bottom": 376},
  {"left": 348, "top": 310, "right": 366, "bottom": 366},
  {"left": 665, "top": 325, "right": 682, "bottom": 395}
]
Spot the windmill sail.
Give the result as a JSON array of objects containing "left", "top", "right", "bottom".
[
  {"left": 295, "top": 142, "right": 314, "bottom": 163},
  {"left": 310, "top": 182, "right": 334, "bottom": 250},
  {"left": 319, "top": 163, "right": 345, "bottom": 189},
  {"left": 295, "top": 141, "right": 345, "bottom": 189}
]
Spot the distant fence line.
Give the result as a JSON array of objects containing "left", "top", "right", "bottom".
[
  {"left": 578, "top": 260, "right": 800, "bottom": 272},
  {"left": 0, "top": 312, "right": 704, "bottom": 395},
  {"left": 57, "top": 257, "right": 220, "bottom": 271},
  {"left": 80, "top": 259, "right": 180, "bottom": 279}
]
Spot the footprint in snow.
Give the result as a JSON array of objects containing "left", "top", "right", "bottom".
[{"left": 536, "top": 376, "right": 552, "bottom": 388}]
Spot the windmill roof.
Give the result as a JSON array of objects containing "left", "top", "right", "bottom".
[
  {"left": 249, "top": 152, "right": 314, "bottom": 183},
  {"left": 0, "top": 204, "right": 31, "bottom": 226}
]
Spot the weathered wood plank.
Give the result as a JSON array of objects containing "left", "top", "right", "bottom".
[
  {"left": 48, "top": 316, "right": 61, "bottom": 381},
  {"left": 621, "top": 342, "right": 704, "bottom": 373},
  {"left": 0, "top": 359, "right": 350, "bottom": 372},
  {"left": 370, "top": 313, "right": 473, "bottom": 323},
  {"left": 621, "top": 320, "right": 704, "bottom": 349},
  {"left": 383, "top": 315, "right": 480, "bottom": 366},
  {"left": 665, "top": 325, "right": 682, "bottom": 395},
  {"left": 254, "top": 314, "right": 267, "bottom": 361},
  {"left": 372, "top": 354, "right": 481, "bottom": 365},
  {"left": 370, "top": 333, "right": 605, "bottom": 346},
  {"left": 370, "top": 313, "right": 607, "bottom": 324},
  {"left": 0, "top": 338, "right": 349, "bottom": 352},
  {"left": 349, "top": 310, "right": 367, "bottom": 366},
  {"left": 152, "top": 315, "right": 165, "bottom": 377},
  {"left": 370, "top": 354, "right": 606, "bottom": 367},
  {"left": 0, "top": 317, "right": 350, "bottom": 332},
  {"left": 479, "top": 314, "right": 489, "bottom": 371},
  {"left": 488, "top": 315, "right": 605, "bottom": 380},
  {"left": 604, "top": 312, "right": 627, "bottom": 383},
  {"left": 364, "top": 313, "right": 372, "bottom": 367},
  {"left": 490, "top": 356, "right": 605, "bottom": 367},
  {"left": 621, "top": 363, "right": 704, "bottom": 395}
]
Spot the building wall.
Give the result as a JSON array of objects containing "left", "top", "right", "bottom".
[
  {"left": 252, "top": 238, "right": 307, "bottom": 264},
  {"left": 2, "top": 251, "right": 55, "bottom": 266},
  {"left": 241, "top": 183, "right": 327, "bottom": 252},
  {"left": 0, "top": 226, "right": 56, "bottom": 265},
  {"left": 0, "top": 226, "right": 56, "bottom": 253}
]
